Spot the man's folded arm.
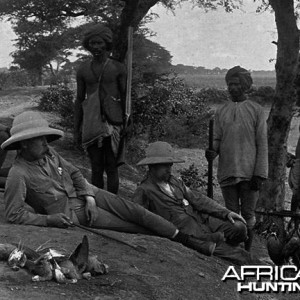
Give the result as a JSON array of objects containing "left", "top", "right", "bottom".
[
  {"left": 181, "top": 181, "right": 230, "bottom": 220},
  {"left": 58, "top": 153, "right": 95, "bottom": 198}
]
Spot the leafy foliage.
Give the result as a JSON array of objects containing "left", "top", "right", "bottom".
[
  {"left": 179, "top": 163, "right": 207, "bottom": 189},
  {"left": 195, "top": 87, "right": 230, "bottom": 104},
  {"left": 38, "top": 85, "right": 74, "bottom": 130},
  {"left": 133, "top": 34, "right": 172, "bottom": 74},
  {"left": 249, "top": 86, "right": 275, "bottom": 105},
  {"left": 0, "top": 69, "right": 32, "bottom": 88},
  {"left": 125, "top": 137, "right": 148, "bottom": 167},
  {"left": 0, "top": 0, "right": 124, "bottom": 83},
  {"left": 179, "top": 163, "right": 218, "bottom": 191},
  {"left": 132, "top": 74, "right": 212, "bottom": 147}
]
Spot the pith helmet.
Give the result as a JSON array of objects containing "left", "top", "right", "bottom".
[
  {"left": 1, "top": 111, "right": 63, "bottom": 150},
  {"left": 137, "top": 141, "right": 185, "bottom": 166}
]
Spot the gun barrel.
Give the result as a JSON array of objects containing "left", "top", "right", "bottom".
[
  {"left": 125, "top": 26, "right": 133, "bottom": 119},
  {"left": 207, "top": 118, "right": 214, "bottom": 198},
  {"left": 255, "top": 210, "right": 300, "bottom": 219}
]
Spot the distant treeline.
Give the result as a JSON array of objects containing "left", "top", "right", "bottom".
[{"left": 171, "top": 64, "right": 276, "bottom": 77}]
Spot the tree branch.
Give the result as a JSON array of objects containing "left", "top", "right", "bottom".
[{"left": 113, "top": 0, "right": 159, "bottom": 61}]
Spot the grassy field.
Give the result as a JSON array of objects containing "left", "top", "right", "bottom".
[{"left": 179, "top": 74, "right": 277, "bottom": 90}]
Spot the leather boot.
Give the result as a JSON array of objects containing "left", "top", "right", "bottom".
[
  {"left": 185, "top": 236, "right": 216, "bottom": 256},
  {"left": 173, "top": 231, "right": 216, "bottom": 256}
]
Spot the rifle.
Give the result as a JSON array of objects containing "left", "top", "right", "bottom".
[
  {"left": 124, "top": 26, "right": 133, "bottom": 130},
  {"left": 255, "top": 210, "right": 300, "bottom": 219},
  {"left": 117, "top": 26, "right": 133, "bottom": 164},
  {"left": 72, "top": 223, "right": 147, "bottom": 253},
  {"left": 207, "top": 118, "right": 214, "bottom": 198}
]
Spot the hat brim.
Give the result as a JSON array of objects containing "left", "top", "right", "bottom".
[
  {"left": 1, "top": 127, "right": 64, "bottom": 150},
  {"left": 137, "top": 156, "right": 185, "bottom": 166}
]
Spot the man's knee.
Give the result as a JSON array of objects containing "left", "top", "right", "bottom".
[
  {"left": 226, "top": 220, "right": 247, "bottom": 245},
  {"left": 245, "top": 216, "right": 256, "bottom": 230}
]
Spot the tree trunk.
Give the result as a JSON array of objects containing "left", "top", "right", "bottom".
[
  {"left": 113, "top": 0, "right": 159, "bottom": 62},
  {"left": 257, "top": 0, "right": 299, "bottom": 236}
]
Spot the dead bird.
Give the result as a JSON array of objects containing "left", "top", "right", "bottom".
[
  {"left": 8, "top": 247, "right": 27, "bottom": 271},
  {"left": 0, "top": 235, "right": 108, "bottom": 283},
  {"left": 8, "top": 242, "right": 41, "bottom": 271}
]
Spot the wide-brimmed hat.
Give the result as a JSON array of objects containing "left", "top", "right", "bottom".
[
  {"left": 137, "top": 141, "right": 185, "bottom": 166},
  {"left": 1, "top": 111, "right": 64, "bottom": 150}
]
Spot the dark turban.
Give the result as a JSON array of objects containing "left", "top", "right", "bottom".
[
  {"left": 225, "top": 66, "right": 253, "bottom": 91},
  {"left": 82, "top": 24, "right": 113, "bottom": 51}
]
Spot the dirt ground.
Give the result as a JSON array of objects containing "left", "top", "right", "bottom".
[{"left": 0, "top": 88, "right": 299, "bottom": 300}]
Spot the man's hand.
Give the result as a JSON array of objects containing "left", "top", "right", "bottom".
[
  {"left": 250, "top": 176, "right": 265, "bottom": 191},
  {"left": 121, "top": 117, "right": 133, "bottom": 138},
  {"left": 205, "top": 149, "right": 218, "bottom": 161},
  {"left": 227, "top": 212, "right": 246, "bottom": 224},
  {"left": 286, "top": 152, "right": 296, "bottom": 168},
  {"left": 46, "top": 213, "right": 72, "bottom": 228},
  {"left": 85, "top": 196, "right": 98, "bottom": 226}
]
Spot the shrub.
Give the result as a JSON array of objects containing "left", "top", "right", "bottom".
[
  {"left": 195, "top": 88, "right": 230, "bottom": 104},
  {"left": 179, "top": 163, "right": 218, "bottom": 192},
  {"left": 132, "top": 74, "right": 212, "bottom": 148},
  {"left": 179, "top": 163, "right": 207, "bottom": 189},
  {"left": 0, "top": 72, "right": 10, "bottom": 89},
  {"left": 125, "top": 137, "right": 147, "bottom": 166},
  {"left": 0, "top": 69, "right": 31, "bottom": 88},
  {"left": 38, "top": 85, "right": 74, "bottom": 130},
  {"left": 248, "top": 86, "right": 275, "bottom": 105}
]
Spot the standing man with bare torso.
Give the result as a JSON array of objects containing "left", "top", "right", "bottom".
[{"left": 74, "top": 24, "right": 126, "bottom": 194}]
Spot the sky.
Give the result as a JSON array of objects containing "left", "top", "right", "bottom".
[
  {"left": 0, "top": 22, "right": 16, "bottom": 69},
  {"left": 0, "top": 1, "right": 278, "bottom": 71},
  {"left": 147, "top": 2, "right": 277, "bottom": 71}
]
